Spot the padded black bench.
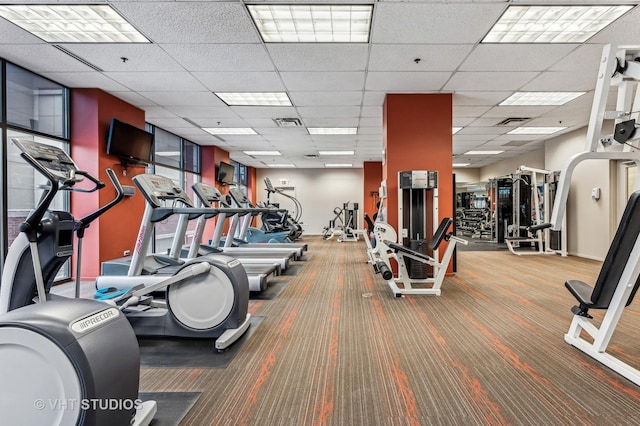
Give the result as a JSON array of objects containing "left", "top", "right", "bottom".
[
  {"left": 383, "top": 217, "right": 453, "bottom": 260},
  {"left": 566, "top": 191, "right": 640, "bottom": 317}
]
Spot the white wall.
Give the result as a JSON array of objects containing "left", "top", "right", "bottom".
[
  {"left": 453, "top": 167, "right": 480, "bottom": 184},
  {"left": 256, "top": 168, "right": 364, "bottom": 235},
  {"left": 479, "top": 148, "right": 545, "bottom": 182},
  {"left": 545, "top": 127, "right": 614, "bottom": 260}
]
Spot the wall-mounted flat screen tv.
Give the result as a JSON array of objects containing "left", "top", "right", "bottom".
[
  {"left": 217, "top": 161, "right": 236, "bottom": 185},
  {"left": 106, "top": 118, "right": 154, "bottom": 165}
]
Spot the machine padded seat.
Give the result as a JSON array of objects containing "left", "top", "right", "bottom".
[
  {"left": 566, "top": 191, "right": 640, "bottom": 312},
  {"left": 383, "top": 218, "right": 454, "bottom": 261}
]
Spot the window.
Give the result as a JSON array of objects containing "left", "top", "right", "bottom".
[
  {"left": 6, "top": 62, "right": 68, "bottom": 138},
  {"left": 153, "top": 127, "right": 181, "bottom": 169}
]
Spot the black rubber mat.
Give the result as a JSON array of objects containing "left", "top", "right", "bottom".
[
  {"left": 251, "top": 280, "right": 289, "bottom": 300},
  {"left": 296, "top": 254, "right": 312, "bottom": 261},
  {"left": 138, "top": 316, "right": 264, "bottom": 369},
  {"left": 282, "top": 264, "right": 304, "bottom": 276},
  {"left": 138, "top": 392, "right": 200, "bottom": 426}
]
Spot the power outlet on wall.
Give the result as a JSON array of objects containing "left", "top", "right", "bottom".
[{"left": 124, "top": 250, "right": 131, "bottom": 256}]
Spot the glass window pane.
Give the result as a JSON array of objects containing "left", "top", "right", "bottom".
[
  {"left": 6, "top": 129, "right": 70, "bottom": 279},
  {"left": 152, "top": 166, "right": 182, "bottom": 255},
  {"left": 153, "top": 128, "right": 181, "bottom": 168},
  {"left": 183, "top": 140, "right": 199, "bottom": 173},
  {"left": 6, "top": 63, "right": 68, "bottom": 138}
]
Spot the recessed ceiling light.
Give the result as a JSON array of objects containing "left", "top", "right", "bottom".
[
  {"left": 453, "top": 163, "right": 470, "bottom": 167},
  {"left": 0, "top": 4, "right": 150, "bottom": 43},
  {"left": 325, "top": 163, "right": 353, "bottom": 167},
  {"left": 202, "top": 128, "right": 257, "bottom": 135},
  {"left": 452, "top": 127, "right": 462, "bottom": 134},
  {"left": 243, "top": 150, "right": 281, "bottom": 156},
  {"left": 215, "top": 92, "right": 292, "bottom": 106},
  {"left": 155, "top": 151, "right": 181, "bottom": 157},
  {"left": 483, "top": 5, "right": 633, "bottom": 43},
  {"left": 464, "top": 150, "right": 504, "bottom": 155},
  {"left": 500, "top": 92, "right": 586, "bottom": 106},
  {"left": 308, "top": 128, "right": 357, "bottom": 135},
  {"left": 318, "top": 150, "right": 354, "bottom": 155},
  {"left": 507, "top": 127, "right": 566, "bottom": 135},
  {"left": 267, "top": 164, "right": 295, "bottom": 168},
  {"left": 247, "top": 4, "right": 373, "bottom": 43}
]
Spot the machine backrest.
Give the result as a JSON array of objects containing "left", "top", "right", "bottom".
[
  {"left": 591, "top": 191, "right": 640, "bottom": 308},
  {"left": 428, "top": 218, "right": 453, "bottom": 251}
]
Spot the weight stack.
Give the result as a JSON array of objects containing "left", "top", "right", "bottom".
[{"left": 407, "top": 239, "right": 428, "bottom": 279}]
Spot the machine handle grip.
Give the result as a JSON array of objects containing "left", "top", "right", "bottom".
[
  {"left": 528, "top": 223, "right": 552, "bottom": 233},
  {"left": 76, "top": 169, "right": 125, "bottom": 235}
]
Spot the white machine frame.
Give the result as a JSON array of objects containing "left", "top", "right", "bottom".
[{"left": 550, "top": 44, "right": 640, "bottom": 385}]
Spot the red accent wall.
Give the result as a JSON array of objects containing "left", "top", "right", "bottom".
[
  {"left": 363, "top": 161, "right": 382, "bottom": 228},
  {"left": 382, "top": 94, "right": 453, "bottom": 272},
  {"left": 71, "top": 89, "right": 147, "bottom": 280}
]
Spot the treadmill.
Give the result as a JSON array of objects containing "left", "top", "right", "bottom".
[
  {"left": 99, "top": 174, "right": 280, "bottom": 292},
  {"left": 192, "top": 183, "right": 307, "bottom": 257}
]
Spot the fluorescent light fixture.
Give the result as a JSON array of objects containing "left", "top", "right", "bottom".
[
  {"left": 215, "top": 92, "right": 292, "bottom": 106},
  {"left": 156, "top": 151, "right": 181, "bottom": 157},
  {"left": 247, "top": 4, "right": 373, "bottom": 43},
  {"left": 318, "top": 150, "right": 354, "bottom": 156},
  {"left": 453, "top": 127, "right": 462, "bottom": 134},
  {"left": 483, "top": 5, "right": 633, "bottom": 43},
  {"left": 507, "top": 127, "right": 566, "bottom": 135},
  {"left": 464, "top": 150, "right": 504, "bottom": 155},
  {"left": 453, "top": 163, "right": 470, "bottom": 167},
  {"left": 0, "top": 4, "right": 150, "bottom": 43},
  {"left": 267, "top": 164, "right": 295, "bottom": 168},
  {"left": 308, "top": 128, "right": 357, "bottom": 135},
  {"left": 243, "top": 150, "right": 281, "bottom": 156},
  {"left": 202, "top": 128, "right": 257, "bottom": 135},
  {"left": 500, "top": 92, "right": 586, "bottom": 106},
  {"left": 325, "top": 163, "right": 353, "bottom": 167}
]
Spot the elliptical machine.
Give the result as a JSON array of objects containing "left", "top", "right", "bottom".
[{"left": 0, "top": 139, "right": 156, "bottom": 425}]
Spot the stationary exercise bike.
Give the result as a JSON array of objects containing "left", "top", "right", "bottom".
[{"left": 0, "top": 139, "right": 156, "bottom": 425}]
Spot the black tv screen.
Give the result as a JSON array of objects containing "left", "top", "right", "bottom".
[
  {"left": 106, "top": 118, "right": 154, "bottom": 164},
  {"left": 217, "top": 161, "right": 236, "bottom": 185}
]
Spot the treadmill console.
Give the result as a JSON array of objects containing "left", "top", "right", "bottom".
[
  {"left": 192, "top": 182, "right": 222, "bottom": 205},
  {"left": 133, "top": 174, "right": 193, "bottom": 208},
  {"left": 12, "top": 139, "right": 83, "bottom": 184},
  {"left": 228, "top": 188, "right": 250, "bottom": 205}
]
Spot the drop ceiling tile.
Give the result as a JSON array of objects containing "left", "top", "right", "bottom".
[
  {"left": 297, "top": 106, "right": 361, "bottom": 118},
  {"left": 457, "top": 127, "right": 506, "bottom": 136},
  {"left": 363, "top": 92, "right": 387, "bottom": 106},
  {"left": 481, "top": 105, "right": 557, "bottom": 118},
  {"left": 160, "top": 44, "right": 274, "bottom": 72},
  {"left": 143, "top": 107, "right": 177, "bottom": 119},
  {"left": 303, "top": 118, "right": 360, "bottom": 127},
  {"left": 289, "top": 91, "right": 363, "bottom": 106},
  {"left": 520, "top": 71, "right": 597, "bottom": 92},
  {"left": 137, "top": 91, "right": 225, "bottom": 107},
  {"left": 361, "top": 106, "right": 382, "bottom": 117},
  {"left": 359, "top": 117, "right": 382, "bottom": 127},
  {"left": 590, "top": 7, "right": 640, "bottom": 44},
  {"left": 215, "top": 135, "right": 265, "bottom": 143},
  {"left": 42, "top": 72, "right": 129, "bottom": 91},
  {"left": 453, "top": 117, "right": 476, "bottom": 127},
  {"left": 549, "top": 44, "right": 606, "bottom": 72},
  {"left": 310, "top": 135, "right": 358, "bottom": 143},
  {"left": 453, "top": 105, "right": 493, "bottom": 117},
  {"left": 280, "top": 72, "right": 365, "bottom": 91},
  {"left": 444, "top": 72, "right": 539, "bottom": 91},
  {"left": 369, "top": 44, "right": 473, "bottom": 71},
  {"left": 358, "top": 127, "right": 383, "bottom": 135},
  {"left": 372, "top": 3, "right": 506, "bottom": 43},
  {"left": 56, "top": 44, "right": 183, "bottom": 72},
  {"left": 146, "top": 117, "right": 196, "bottom": 128},
  {"left": 111, "top": 92, "right": 158, "bottom": 107},
  {"left": 255, "top": 127, "right": 310, "bottom": 136},
  {"left": 194, "top": 117, "right": 250, "bottom": 127},
  {"left": 0, "top": 45, "right": 96, "bottom": 72},
  {"left": 0, "top": 16, "right": 43, "bottom": 43},
  {"left": 366, "top": 72, "right": 451, "bottom": 91},
  {"left": 194, "top": 71, "right": 285, "bottom": 92},
  {"left": 111, "top": 1, "right": 261, "bottom": 43},
  {"left": 267, "top": 44, "right": 369, "bottom": 71},
  {"left": 460, "top": 44, "right": 577, "bottom": 72},
  {"left": 104, "top": 71, "right": 207, "bottom": 91},
  {"left": 166, "top": 106, "right": 240, "bottom": 118},
  {"left": 453, "top": 91, "right": 512, "bottom": 106}
]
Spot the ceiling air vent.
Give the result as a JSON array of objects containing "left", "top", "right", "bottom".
[
  {"left": 496, "top": 117, "right": 531, "bottom": 126},
  {"left": 273, "top": 118, "right": 303, "bottom": 128},
  {"left": 304, "top": 154, "right": 319, "bottom": 159}
]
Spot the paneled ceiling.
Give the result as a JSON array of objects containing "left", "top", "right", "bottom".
[{"left": 0, "top": 0, "right": 638, "bottom": 169}]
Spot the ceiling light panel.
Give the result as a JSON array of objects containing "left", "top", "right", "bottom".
[
  {"left": 318, "top": 150, "right": 354, "bottom": 155},
  {"left": 464, "top": 150, "right": 504, "bottom": 155},
  {"left": 308, "top": 127, "right": 357, "bottom": 135},
  {"left": 244, "top": 150, "right": 281, "bottom": 156},
  {"left": 203, "top": 127, "right": 257, "bottom": 135},
  {"left": 507, "top": 127, "right": 566, "bottom": 135},
  {"left": 453, "top": 163, "right": 470, "bottom": 167},
  {"left": 500, "top": 92, "right": 585, "bottom": 106},
  {"left": 0, "top": 5, "right": 150, "bottom": 43},
  {"left": 267, "top": 163, "right": 295, "bottom": 168},
  {"left": 325, "top": 163, "right": 353, "bottom": 167},
  {"left": 216, "top": 92, "right": 292, "bottom": 106},
  {"left": 247, "top": 4, "right": 373, "bottom": 43},
  {"left": 483, "top": 5, "right": 633, "bottom": 43},
  {"left": 452, "top": 127, "right": 462, "bottom": 134}
]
